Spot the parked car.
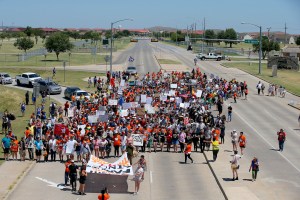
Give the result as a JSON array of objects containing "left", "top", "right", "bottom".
[
  {"left": 37, "top": 79, "right": 62, "bottom": 95},
  {"left": 125, "top": 66, "right": 137, "bottom": 75},
  {"left": 64, "top": 86, "right": 81, "bottom": 100},
  {"left": 0, "top": 73, "right": 13, "bottom": 84},
  {"left": 15, "top": 72, "right": 42, "bottom": 87},
  {"left": 74, "top": 90, "right": 90, "bottom": 100}
]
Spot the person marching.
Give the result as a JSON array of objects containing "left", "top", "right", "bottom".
[
  {"left": 277, "top": 129, "right": 286, "bottom": 152},
  {"left": 249, "top": 157, "right": 259, "bottom": 182},
  {"left": 230, "top": 150, "right": 242, "bottom": 181},
  {"left": 238, "top": 132, "right": 246, "bottom": 155},
  {"left": 184, "top": 140, "right": 193, "bottom": 164},
  {"left": 69, "top": 160, "right": 79, "bottom": 192}
]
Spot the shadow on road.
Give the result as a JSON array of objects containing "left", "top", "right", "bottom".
[
  {"left": 270, "top": 148, "right": 279, "bottom": 151},
  {"left": 222, "top": 178, "right": 235, "bottom": 182}
]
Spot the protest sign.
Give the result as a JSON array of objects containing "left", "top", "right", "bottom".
[
  {"left": 88, "top": 115, "right": 98, "bottom": 124},
  {"left": 108, "top": 99, "right": 118, "bottom": 105},
  {"left": 99, "top": 115, "right": 109, "bottom": 122},
  {"left": 132, "top": 134, "right": 143, "bottom": 146},
  {"left": 141, "top": 95, "right": 147, "bottom": 103},
  {"left": 170, "top": 84, "right": 177, "bottom": 89},
  {"left": 122, "top": 103, "right": 131, "bottom": 109},
  {"left": 196, "top": 90, "right": 203, "bottom": 98},
  {"left": 146, "top": 97, "right": 153, "bottom": 104}
]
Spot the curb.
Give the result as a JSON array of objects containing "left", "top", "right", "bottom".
[
  {"left": 203, "top": 152, "right": 228, "bottom": 200},
  {"left": 154, "top": 55, "right": 162, "bottom": 70},
  {"left": 288, "top": 103, "right": 300, "bottom": 110},
  {"left": 3, "top": 161, "right": 36, "bottom": 200},
  {"left": 220, "top": 63, "right": 300, "bottom": 98}
]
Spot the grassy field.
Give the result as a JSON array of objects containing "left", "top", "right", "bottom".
[
  {"left": 222, "top": 62, "right": 300, "bottom": 96},
  {"left": 0, "top": 37, "right": 131, "bottom": 67},
  {"left": 0, "top": 67, "right": 103, "bottom": 93},
  {"left": 157, "top": 59, "right": 181, "bottom": 64},
  {"left": 0, "top": 85, "right": 61, "bottom": 163}
]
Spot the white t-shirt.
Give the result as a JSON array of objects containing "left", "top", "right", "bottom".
[
  {"left": 231, "top": 154, "right": 242, "bottom": 165},
  {"left": 49, "top": 139, "right": 57, "bottom": 151}
]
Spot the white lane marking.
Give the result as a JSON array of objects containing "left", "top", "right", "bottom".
[
  {"left": 150, "top": 171, "right": 153, "bottom": 184},
  {"left": 35, "top": 177, "right": 66, "bottom": 189},
  {"left": 233, "top": 110, "right": 300, "bottom": 174}
]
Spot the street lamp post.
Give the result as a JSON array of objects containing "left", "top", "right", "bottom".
[
  {"left": 110, "top": 18, "right": 133, "bottom": 77},
  {"left": 241, "top": 22, "right": 262, "bottom": 74}
]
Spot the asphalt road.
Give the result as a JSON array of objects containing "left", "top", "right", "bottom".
[
  {"left": 152, "top": 42, "right": 300, "bottom": 199},
  {"left": 7, "top": 40, "right": 300, "bottom": 200}
]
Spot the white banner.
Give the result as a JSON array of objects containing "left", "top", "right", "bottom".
[
  {"left": 132, "top": 134, "right": 143, "bottom": 146},
  {"left": 86, "top": 154, "right": 133, "bottom": 175}
]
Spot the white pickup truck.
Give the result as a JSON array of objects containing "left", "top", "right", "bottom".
[
  {"left": 15, "top": 72, "right": 42, "bottom": 87},
  {"left": 196, "top": 53, "right": 222, "bottom": 61}
]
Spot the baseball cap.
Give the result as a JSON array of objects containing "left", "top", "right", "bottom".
[{"left": 71, "top": 160, "right": 75, "bottom": 163}]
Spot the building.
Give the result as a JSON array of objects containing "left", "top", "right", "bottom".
[{"left": 282, "top": 45, "right": 300, "bottom": 60}]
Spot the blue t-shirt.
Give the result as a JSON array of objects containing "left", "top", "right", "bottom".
[
  {"left": 34, "top": 140, "right": 43, "bottom": 150},
  {"left": 2, "top": 137, "right": 11, "bottom": 148}
]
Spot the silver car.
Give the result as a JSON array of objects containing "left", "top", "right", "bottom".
[
  {"left": 125, "top": 66, "right": 137, "bottom": 75},
  {"left": 37, "top": 79, "right": 62, "bottom": 95},
  {"left": 0, "top": 73, "right": 13, "bottom": 84}
]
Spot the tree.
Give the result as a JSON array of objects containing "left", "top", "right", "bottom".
[
  {"left": 204, "top": 30, "right": 216, "bottom": 46},
  {"left": 12, "top": 32, "right": 26, "bottom": 38},
  {"left": 32, "top": 29, "right": 45, "bottom": 44},
  {"left": 253, "top": 36, "right": 280, "bottom": 59},
  {"left": 296, "top": 36, "right": 300, "bottom": 45},
  {"left": 45, "top": 32, "right": 73, "bottom": 60},
  {"left": 224, "top": 28, "right": 237, "bottom": 48},
  {"left": 13, "top": 37, "right": 34, "bottom": 53},
  {"left": 217, "top": 30, "right": 225, "bottom": 44},
  {"left": 24, "top": 26, "right": 33, "bottom": 37},
  {"left": 122, "top": 30, "right": 130, "bottom": 37}
]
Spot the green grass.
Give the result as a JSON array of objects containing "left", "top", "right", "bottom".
[
  {"left": 222, "top": 62, "right": 300, "bottom": 96},
  {"left": 0, "top": 85, "right": 60, "bottom": 162},
  {"left": 157, "top": 59, "right": 181, "bottom": 64},
  {"left": 0, "top": 37, "right": 131, "bottom": 67},
  {"left": 0, "top": 67, "right": 104, "bottom": 93},
  {"left": 229, "top": 57, "right": 259, "bottom": 61}
]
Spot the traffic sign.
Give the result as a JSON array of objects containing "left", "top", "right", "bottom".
[{"left": 244, "top": 39, "right": 259, "bottom": 44}]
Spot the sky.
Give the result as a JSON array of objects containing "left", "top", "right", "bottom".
[{"left": 0, "top": 0, "right": 300, "bottom": 34}]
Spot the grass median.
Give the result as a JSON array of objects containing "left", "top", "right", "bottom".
[
  {"left": 222, "top": 62, "right": 300, "bottom": 96},
  {"left": 0, "top": 85, "right": 61, "bottom": 164},
  {"left": 157, "top": 59, "right": 181, "bottom": 64}
]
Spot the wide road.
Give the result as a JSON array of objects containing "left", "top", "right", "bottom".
[
  {"left": 152, "top": 41, "right": 300, "bottom": 199},
  {"left": 114, "top": 40, "right": 160, "bottom": 75},
  {"left": 8, "top": 40, "right": 225, "bottom": 200}
]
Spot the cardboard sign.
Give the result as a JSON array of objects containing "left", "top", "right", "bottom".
[
  {"left": 120, "top": 79, "right": 125, "bottom": 87},
  {"left": 131, "top": 102, "right": 139, "bottom": 108},
  {"left": 141, "top": 95, "right": 147, "bottom": 103},
  {"left": 147, "top": 106, "right": 155, "bottom": 114},
  {"left": 196, "top": 90, "right": 203, "bottom": 98},
  {"left": 146, "top": 97, "right": 153, "bottom": 104},
  {"left": 132, "top": 134, "right": 143, "bottom": 146},
  {"left": 99, "top": 115, "right": 109, "bottom": 122},
  {"left": 136, "top": 107, "right": 145, "bottom": 116},
  {"left": 88, "top": 115, "right": 98, "bottom": 124},
  {"left": 170, "top": 84, "right": 177, "bottom": 89},
  {"left": 108, "top": 99, "right": 118, "bottom": 105},
  {"left": 96, "top": 110, "right": 106, "bottom": 116},
  {"left": 78, "top": 125, "right": 86, "bottom": 136},
  {"left": 120, "top": 110, "right": 128, "bottom": 117},
  {"left": 122, "top": 103, "right": 131, "bottom": 109}
]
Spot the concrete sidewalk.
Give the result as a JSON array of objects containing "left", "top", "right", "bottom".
[{"left": 0, "top": 160, "right": 35, "bottom": 200}]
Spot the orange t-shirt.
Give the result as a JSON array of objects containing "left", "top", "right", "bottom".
[
  {"left": 239, "top": 135, "right": 246, "bottom": 146},
  {"left": 25, "top": 129, "right": 31, "bottom": 138},
  {"left": 185, "top": 144, "right": 192, "bottom": 154},
  {"left": 113, "top": 135, "right": 121, "bottom": 146},
  {"left": 98, "top": 193, "right": 110, "bottom": 200}
]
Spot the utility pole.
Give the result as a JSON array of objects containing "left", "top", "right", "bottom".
[
  {"left": 267, "top": 27, "right": 271, "bottom": 58},
  {"left": 284, "top": 22, "right": 287, "bottom": 45},
  {"left": 201, "top": 18, "right": 206, "bottom": 53}
]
